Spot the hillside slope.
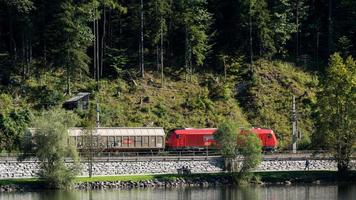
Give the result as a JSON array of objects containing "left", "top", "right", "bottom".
[
  {"left": 1, "top": 60, "right": 317, "bottom": 148},
  {"left": 88, "top": 71, "right": 250, "bottom": 132},
  {"left": 237, "top": 60, "right": 318, "bottom": 148}
]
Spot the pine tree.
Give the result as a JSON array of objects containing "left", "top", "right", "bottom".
[
  {"left": 45, "top": 0, "right": 94, "bottom": 94},
  {"left": 175, "top": 0, "right": 212, "bottom": 78}
]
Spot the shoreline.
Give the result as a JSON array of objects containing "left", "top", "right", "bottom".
[{"left": 0, "top": 171, "right": 355, "bottom": 192}]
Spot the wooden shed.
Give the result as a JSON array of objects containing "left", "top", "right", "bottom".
[{"left": 63, "top": 92, "right": 90, "bottom": 110}]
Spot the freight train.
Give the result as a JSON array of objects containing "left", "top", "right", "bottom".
[{"left": 28, "top": 127, "right": 278, "bottom": 152}]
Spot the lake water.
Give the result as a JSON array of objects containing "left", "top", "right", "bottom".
[{"left": 0, "top": 183, "right": 355, "bottom": 200}]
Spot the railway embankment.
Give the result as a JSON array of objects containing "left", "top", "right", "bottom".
[{"left": 1, "top": 155, "right": 355, "bottom": 179}]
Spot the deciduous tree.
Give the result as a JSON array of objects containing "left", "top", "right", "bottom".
[
  {"left": 313, "top": 53, "right": 356, "bottom": 175},
  {"left": 31, "top": 109, "right": 80, "bottom": 188}
]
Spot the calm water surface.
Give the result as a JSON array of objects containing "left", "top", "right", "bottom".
[{"left": 0, "top": 184, "right": 355, "bottom": 200}]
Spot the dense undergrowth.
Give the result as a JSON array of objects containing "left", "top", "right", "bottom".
[{"left": 237, "top": 60, "right": 318, "bottom": 148}]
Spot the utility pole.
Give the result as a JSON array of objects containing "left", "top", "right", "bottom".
[
  {"left": 292, "top": 95, "right": 297, "bottom": 153},
  {"left": 96, "top": 100, "right": 100, "bottom": 127}
]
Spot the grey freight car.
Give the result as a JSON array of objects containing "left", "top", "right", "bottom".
[{"left": 69, "top": 127, "right": 165, "bottom": 151}]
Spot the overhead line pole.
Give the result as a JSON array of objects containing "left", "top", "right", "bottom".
[{"left": 292, "top": 95, "right": 297, "bottom": 154}]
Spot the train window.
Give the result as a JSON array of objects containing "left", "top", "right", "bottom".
[
  {"left": 176, "top": 134, "right": 181, "bottom": 139},
  {"left": 268, "top": 134, "right": 272, "bottom": 138}
]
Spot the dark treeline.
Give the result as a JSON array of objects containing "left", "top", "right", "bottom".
[{"left": 1, "top": 0, "right": 356, "bottom": 89}]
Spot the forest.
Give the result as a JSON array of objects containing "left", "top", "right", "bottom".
[{"left": 0, "top": 0, "right": 355, "bottom": 152}]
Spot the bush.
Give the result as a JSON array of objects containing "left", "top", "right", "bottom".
[
  {"left": 215, "top": 121, "right": 238, "bottom": 172},
  {"left": 31, "top": 109, "right": 80, "bottom": 189},
  {"left": 30, "top": 85, "right": 64, "bottom": 110}
]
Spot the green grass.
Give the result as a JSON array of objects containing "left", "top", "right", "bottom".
[
  {"left": 0, "top": 178, "right": 42, "bottom": 186},
  {"left": 256, "top": 170, "right": 356, "bottom": 183},
  {"left": 74, "top": 175, "right": 157, "bottom": 183},
  {"left": 2, "top": 171, "right": 355, "bottom": 187}
]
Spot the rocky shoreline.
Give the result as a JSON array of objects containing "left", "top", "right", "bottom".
[
  {"left": 74, "top": 176, "right": 233, "bottom": 190},
  {"left": 0, "top": 176, "right": 234, "bottom": 192}
]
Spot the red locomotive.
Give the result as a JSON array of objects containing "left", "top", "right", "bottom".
[{"left": 166, "top": 128, "right": 278, "bottom": 151}]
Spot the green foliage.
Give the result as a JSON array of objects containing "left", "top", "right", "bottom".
[
  {"left": 0, "top": 109, "right": 31, "bottom": 152},
  {"left": 215, "top": 121, "right": 238, "bottom": 160},
  {"left": 1, "top": 0, "right": 34, "bottom": 13},
  {"left": 236, "top": 132, "right": 262, "bottom": 183},
  {"left": 106, "top": 48, "right": 129, "bottom": 78},
  {"left": 176, "top": 0, "right": 212, "bottom": 66},
  {"left": 313, "top": 53, "right": 356, "bottom": 174},
  {"left": 238, "top": 59, "right": 317, "bottom": 148},
  {"left": 30, "top": 85, "right": 64, "bottom": 110},
  {"left": 31, "top": 109, "right": 80, "bottom": 189},
  {"left": 0, "top": 94, "right": 32, "bottom": 152},
  {"left": 45, "top": 0, "right": 94, "bottom": 93},
  {"left": 237, "top": 133, "right": 262, "bottom": 170},
  {"left": 215, "top": 121, "right": 262, "bottom": 184}
]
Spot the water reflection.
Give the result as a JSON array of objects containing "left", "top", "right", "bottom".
[{"left": 0, "top": 183, "right": 355, "bottom": 200}]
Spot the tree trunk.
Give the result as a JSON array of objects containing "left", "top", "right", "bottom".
[
  {"left": 296, "top": 0, "right": 299, "bottom": 60},
  {"left": 223, "top": 56, "right": 227, "bottom": 80},
  {"left": 156, "top": 44, "right": 160, "bottom": 71},
  {"left": 100, "top": 6, "right": 106, "bottom": 78},
  {"left": 96, "top": 19, "right": 100, "bottom": 83},
  {"left": 140, "top": 0, "right": 145, "bottom": 78},
  {"left": 93, "top": 20, "right": 97, "bottom": 80},
  {"left": 249, "top": 1, "right": 253, "bottom": 66},
  {"left": 160, "top": 23, "right": 164, "bottom": 87},
  {"left": 9, "top": 9, "right": 17, "bottom": 61},
  {"left": 328, "top": 0, "right": 333, "bottom": 55}
]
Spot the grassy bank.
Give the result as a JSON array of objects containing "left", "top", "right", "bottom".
[
  {"left": 256, "top": 171, "right": 356, "bottom": 183},
  {"left": 1, "top": 171, "right": 355, "bottom": 187}
]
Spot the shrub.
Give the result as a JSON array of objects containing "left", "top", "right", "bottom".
[{"left": 31, "top": 109, "right": 81, "bottom": 189}]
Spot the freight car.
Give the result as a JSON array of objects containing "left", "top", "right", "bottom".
[
  {"left": 166, "top": 128, "right": 278, "bottom": 151},
  {"left": 71, "top": 127, "right": 165, "bottom": 151},
  {"left": 28, "top": 127, "right": 166, "bottom": 152}
]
